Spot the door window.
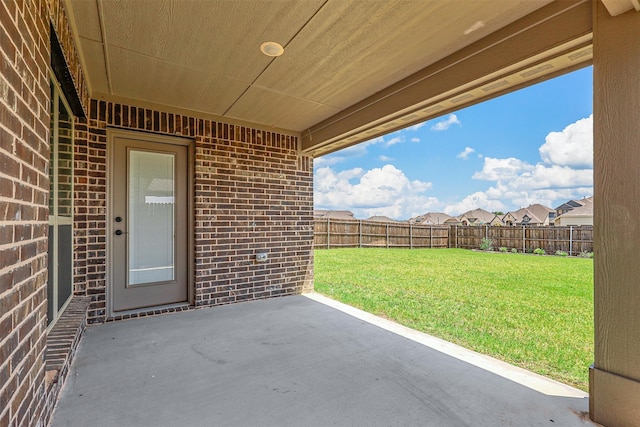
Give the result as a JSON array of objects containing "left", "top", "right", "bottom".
[{"left": 128, "top": 150, "right": 176, "bottom": 285}]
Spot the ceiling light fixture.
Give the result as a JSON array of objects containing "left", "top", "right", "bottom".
[{"left": 260, "top": 41, "right": 284, "bottom": 57}]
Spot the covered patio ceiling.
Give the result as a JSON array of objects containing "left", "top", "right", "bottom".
[{"left": 65, "top": 0, "right": 596, "bottom": 156}]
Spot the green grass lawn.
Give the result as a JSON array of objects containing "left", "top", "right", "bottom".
[{"left": 314, "top": 248, "right": 594, "bottom": 391}]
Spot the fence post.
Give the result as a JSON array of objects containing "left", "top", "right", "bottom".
[
  {"left": 522, "top": 225, "right": 525, "bottom": 253},
  {"left": 386, "top": 223, "right": 389, "bottom": 248},
  {"left": 359, "top": 220, "right": 362, "bottom": 248},
  {"left": 430, "top": 225, "right": 433, "bottom": 248},
  {"left": 410, "top": 224, "right": 413, "bottom": 249},
  {"left": 455, "top": 225, "right": 458, "bottom": 248},
  {"left": 569, "top": 226, "right": 573, "bottom": 256},
  {"left": 326, "top": 218, "right": 330, "bottom": 249}
]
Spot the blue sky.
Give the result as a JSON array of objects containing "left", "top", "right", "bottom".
[{"left": 314, "top": 66, "right": 593, "bottom": 220}]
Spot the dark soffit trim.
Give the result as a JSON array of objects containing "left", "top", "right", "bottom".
[{"left": 50, "top": 23, "right": 86, "bottom": 118}]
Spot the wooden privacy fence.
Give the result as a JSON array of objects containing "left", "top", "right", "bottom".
[
  {"left": 314, "top": 219, "right": 593, "bottom": 255},
  {"left": 451, "top": 225, "right": 593, "bottom": 256},
  {"left": 314, "top": 219, "right": 449, "bottom": 249}
]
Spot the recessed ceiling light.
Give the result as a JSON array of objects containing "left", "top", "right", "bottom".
[{"left": 260, "top": 41, "right": 284, "bottom": 57}]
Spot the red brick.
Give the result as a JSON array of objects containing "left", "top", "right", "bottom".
[{"left": 0, "top": 247, "right": 19, "bottom": 269}]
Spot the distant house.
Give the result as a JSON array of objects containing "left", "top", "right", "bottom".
[
  {"left": 417, "top": 212, "right": 453, "bottom": 225},
  {"left": 366, "top": 215, "right": 400, "bottom": 223},
  {"left": 554, "top": 198, "right": 594, "bottom": 226},
  {"left": 488, "top": 214, "right": 506, "bottom": 226},
  {"left": 444, "top": 217, "right": 462, "bottom": 226},
  {"left": 457, "top": 208, "right": 496, "bottom": 226},
  {"left": 501, "top": 212, "right": 517, "bottom": 226},
  {"left": 503, "top": 204, "right": 555, "bottom": 226},
  {"left": 314, "top": 210, "right": 356, "bottom": 220},
  {"left": 554, "top": 200, "right": 584, "bottom": 216},
  {"left": 526, "top": 204, "right": 555, "bottom": 225},
  {"left": 554, "top": 196, "right": 593, "bottom": 218}
]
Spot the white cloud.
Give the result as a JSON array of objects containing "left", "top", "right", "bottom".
[
  {"left": 314, "top": 165, "right": 437, "bottom": 220},
  {"left": 444, "top": 192, "right": 506, "bottom": 215},
  {"left": 314, "top": 167, "right": 363, "bottom": 194},
  {"left": 313, "top": 156, "right": 343, "bottom": 167},
  {"left": 443, "top": 115, "right": 593, "bottom": 215},
  {"left": 461, "top": 184, "right": 593, "bottom": 214},
  {"left": 473, "top": 157, "right": 534, "bottom": 181},
  {"left": 509, "top": 164, "right": 592, "bottom": 190},
  {"left": 410, "top": 122, "right": 425, "bottom": 131},
  {"left": 313, "top": 125, "right": 426, "bottom": 170},
  {"left": 431, "top": 114, "right": 461, "bottom": 131},
  {"left": 457, "top": 147, "right": 476, "bottom": 160},
  {"left": 539, "top": 114, "right": 592, "bottom": 168},
  {"left": 502, "top": 187, "right": 593, "bottom": 209},
  {"left": 385, "top": 136, "right": 403, "bottom": 147},
  {"left": 466, "top": 156, "right": 592, "bottom": 211},
  {"left": 314, "top": 116, "right": 593, "bottom": 218}
]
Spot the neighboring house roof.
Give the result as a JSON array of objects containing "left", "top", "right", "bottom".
[
  {"left": 489, "top": 214, "right": 505, "bottom": 226},
  {"left": 525, "top": 204, "right": 554, "bottom": 222},
  {"left": 517, "top": 208, "right": 543, "bottom": 225},
  {"left": 408, "top": 215, "right": 425, "bottom": 224},
  {"left": 554, "top": 196, "right": 593, "bottom": 213},
  {"left": 418, "top": 212, "right": 453, "bottom": 225},
  {"left": 366, "top": 215, "right": 399, "bottom": 223},
  {"left": 314, "top": 210, "right": 356, "bottom": 219},
  {"left": 505, "top": 204, "right": 554, "bottom": 225},
  {"left": 579, "top": 196, "right": 594, "bottom": 205},
  {"left": 555, "top": 202, "right": 594, "bottom": 222},
  {"left": 502, "top": 212, "right": 518, "bottom": 225},
  {"left": 459, "top": 208, "right": 495, "bottom": 224}
]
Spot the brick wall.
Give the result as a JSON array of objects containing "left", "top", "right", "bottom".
[
  {"left": 76, "top": 101, "right": 315, "bottom": 323},
  {"left": 0, "top": 0, "right": 51, "bottom": 425},
  {"left": 2, "top": 0, "right": 313, "bottom": 421},
  {"left": 72, "top": 102, "right": 107, "bottom": 321}
]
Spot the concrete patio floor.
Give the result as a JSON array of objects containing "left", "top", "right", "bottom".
[{"left": 51, "top": 294, "right": 596, "bottom": 427}]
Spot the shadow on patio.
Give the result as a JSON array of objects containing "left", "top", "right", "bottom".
[{"left": 51, "top": 294, "right": 595, "bottom": 426}]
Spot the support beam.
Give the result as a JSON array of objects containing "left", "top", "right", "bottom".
[
  {"left": 591, "top": 2, "right": 640, "bottom": 426},
  {"left": 302, "top": 0, "right": 592, "bottom": 156}
]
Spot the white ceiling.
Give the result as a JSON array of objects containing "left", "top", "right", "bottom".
[{"left": 66, "top": 0, "right": 593, "bottom": 154}]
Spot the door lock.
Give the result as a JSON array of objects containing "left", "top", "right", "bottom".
[
  {"left": 115, "top": 216, "right": 123, "bottom": 222},
  {"left": 115, "top": 230, "right": 123, "bottom": 236}
]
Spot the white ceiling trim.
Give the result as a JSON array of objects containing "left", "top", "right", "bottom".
[{"left": 601, "top": 0, "right": 640, "bottom": 16}]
